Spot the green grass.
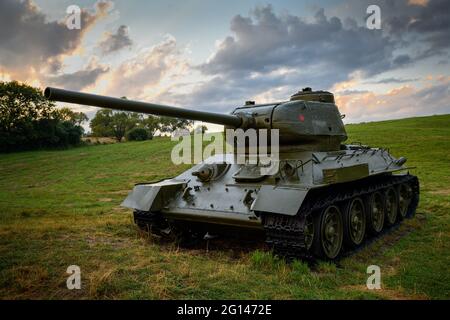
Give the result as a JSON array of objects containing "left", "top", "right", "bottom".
[{"left": 0, "top": 115, "right": 449, "bottom": 299}]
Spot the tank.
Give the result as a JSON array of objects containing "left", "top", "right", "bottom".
[{"left": 44, "top": 86, "right": 419, "bottom": 260}]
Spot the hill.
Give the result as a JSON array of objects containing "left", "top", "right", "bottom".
[{"left": 0, "top": 114, "right": 449, "bottom": 299}]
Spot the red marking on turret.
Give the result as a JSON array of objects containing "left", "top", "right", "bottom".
[{"left": 298, "top": 114, "right": 305, "bottom": 122}]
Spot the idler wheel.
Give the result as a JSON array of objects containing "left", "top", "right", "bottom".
[{"left": 398, "top": 183, "right": 413, "bottom": 219}]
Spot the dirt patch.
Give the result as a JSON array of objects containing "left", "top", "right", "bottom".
[
  {"left": 370, "top": 217, "right": 426, "bottom": 257},
  {"left": 140, "top": 231, "right": 267, "bottom": 261},
  {"left": 20, "top": 209, "right": 49, "bottom": 218},
  {"left": 342, "top": 284, "right": 428, "bottom": 300},
  {"left": 7, "top": 265, "right": 50, "bottom": 297},
  {"left": 93, "top": 173, "right": 110, "bottom": 179},
  {"left": 430, "top": 189, "right": 450, "bottom": 196},
  {"left": 83, "top": 137, "right": 117, "bottom": 144},
  {"left": 85, "top": 235, "right": 128, "bottom": 249},
  {"left": 107, "top": 190, "right": 130, "bottom": 196}
]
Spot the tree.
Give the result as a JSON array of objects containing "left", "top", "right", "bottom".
[
  {"left": 0, "top": 81, "right": 53, "bottom": 148},
  {"left": 140, "top": 115, "right": 160, "bottom": 137},
  {"left": 159, "top": 117, "right": 194, "bottom": 134},
  {"left": 111, "top": 112, "right": 140, "bottom": 142},
  {"left": 90, "top": 109, "right": 140, "bottom": 142},
  {"left": 0, "top": 81, "right": 84, "bottom": 152},
  {"left": 55, "top": 107, "right": 88, "bottom": 126},
  {"left": 90, "top": 109, "right": 114, "bottom": 137},
  {"left": 126, "top": 127, "right": 149, "bottom": 141},
  {"left": 90, "top": 108, "right": 194, "bottom": 141}
]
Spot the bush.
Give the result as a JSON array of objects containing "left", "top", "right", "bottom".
[
  {"left": 126, "top": 128, "right": 150, "bottom": 141},
  {"left": 0, "top": 81, "right": 86, "bottom": 152}
]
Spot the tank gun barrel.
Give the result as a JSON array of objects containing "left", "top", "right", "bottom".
[{"left": 44, "top": 87, "right": 242, "bottom": 127}]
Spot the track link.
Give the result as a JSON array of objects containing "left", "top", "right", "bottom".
[{"left": 133, "top": 210, "right": 167, "bottom": 235}]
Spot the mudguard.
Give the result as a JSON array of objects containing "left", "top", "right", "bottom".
[
  {"left": 121, "top": 180, "right": 186, "bottom": 211},
  {"left": 251, "top": 186, "right": 309, "bottom": 216}
]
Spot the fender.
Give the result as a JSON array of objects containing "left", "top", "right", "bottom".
[
  {"left": 121, "top": 180, "right": 186, "bottom": 211},
  {"left": 251, "top": 185, "right": 310, "bottom": 216}
]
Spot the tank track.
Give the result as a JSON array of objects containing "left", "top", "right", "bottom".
[
  {"left": 262, "top": 174, "right": 419, "bottom": 261},
  {"left": 133, "top": 210, "right": 167, "bottom": 235},
  {"left": 134, "top": 210, "right": 200, "bottom": 244}
]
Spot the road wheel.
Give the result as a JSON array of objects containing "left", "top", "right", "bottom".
[
  {"left": 385, "top": 187, "right": 398, "bottom": 226},
  {"left": 366, "top": 192, "right": 385, "bottom": 234},
  {"left": 312, "top": 205, "right": 343, "bottom": 260},
  {"left": 343, "top": 197, "right": 366, "bottom": 247},
  {"left": 398, "top": 183, "right": 413, "bottom": 219}
]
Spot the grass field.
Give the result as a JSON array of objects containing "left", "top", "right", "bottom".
[{"left": 0, "top": 114, "right": 449, "bottom": 300}]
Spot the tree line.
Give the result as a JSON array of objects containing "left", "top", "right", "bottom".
[
  {"left": 0, "top": 81, "right": 196, "bottom": 152},
  {"left": 89, "top": 109, "right": 193, "bottom": 142}
]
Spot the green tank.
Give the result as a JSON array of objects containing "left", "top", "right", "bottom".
[{"left": 44, "top": 87, "right": 419, "bottom": 260}]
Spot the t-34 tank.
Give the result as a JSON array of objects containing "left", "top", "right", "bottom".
[{"left": 44, "top": 87, "right": 419, "bottom": 260}]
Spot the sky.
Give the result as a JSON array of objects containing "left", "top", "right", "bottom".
[{"left": 0, "top": 0, "right": 449, "bottom": 132}]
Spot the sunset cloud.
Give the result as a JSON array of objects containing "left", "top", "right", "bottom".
[
  {"left": 408, "top": 0, "right": 429, "bottom": 7},
  {"left": 45, "top": 59, "right": 109, "bottom": 91},
  {"left": 105, "top": 36, "right": 189, "bottom": 100},
  {"left": 0, "top": 0, "right": 448, "bottom": 128},
  {"left": 0, "top": 0, "right": 112, "bottom": 82},
  {"left": 200, "top": 6, "right": 398, "bottom": 79},
  {"left": 335, "top": 79, "right": 450, "bottom": 123},
  {"left": 98, "top": 25, "right": 133, "bottom": 55}
]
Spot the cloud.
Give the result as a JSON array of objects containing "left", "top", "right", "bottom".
[
  {"left": 2, "top": 0, "right": 447, "bottom": 127},
  {"left": 336, "top": 89, "right": 370, "bottom": 95},
  {"left": 0, "top": 0, "right": 113, "bottom": 80},
  {"left": 174, "top": 3, "right": 449, "bottom": 115},
  {"left": 45, "top": 59, "right": 109, "bottom": 91},
  {"left": 337, "top": 0, "right": 450, "bottom": 60},
  {"left": 98, "top": 25, "right": 133, "bottom": 54},
  {"left": 105, "top": 36, "right": 189, "bottom": 99},
  {"left": 335, "top": 79, "right": 450, "bottom": 123},
  {"left": 369, "top": 77, "right": 420, "bottom": 84},
  {"left": 199, "top": 6, "right": 397, "bottom": 79},
  {"left": 393, "top": 54, "right": 412, "bottom": 66},
  {"left": 408, "top": 0, "right": 429, "bottom": 6},
  {"left": 388, "top": 0, "right": 450, "bottom": 58},
  {"left": 169, "top": 5, "right": 407, "bottom": 113}
]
